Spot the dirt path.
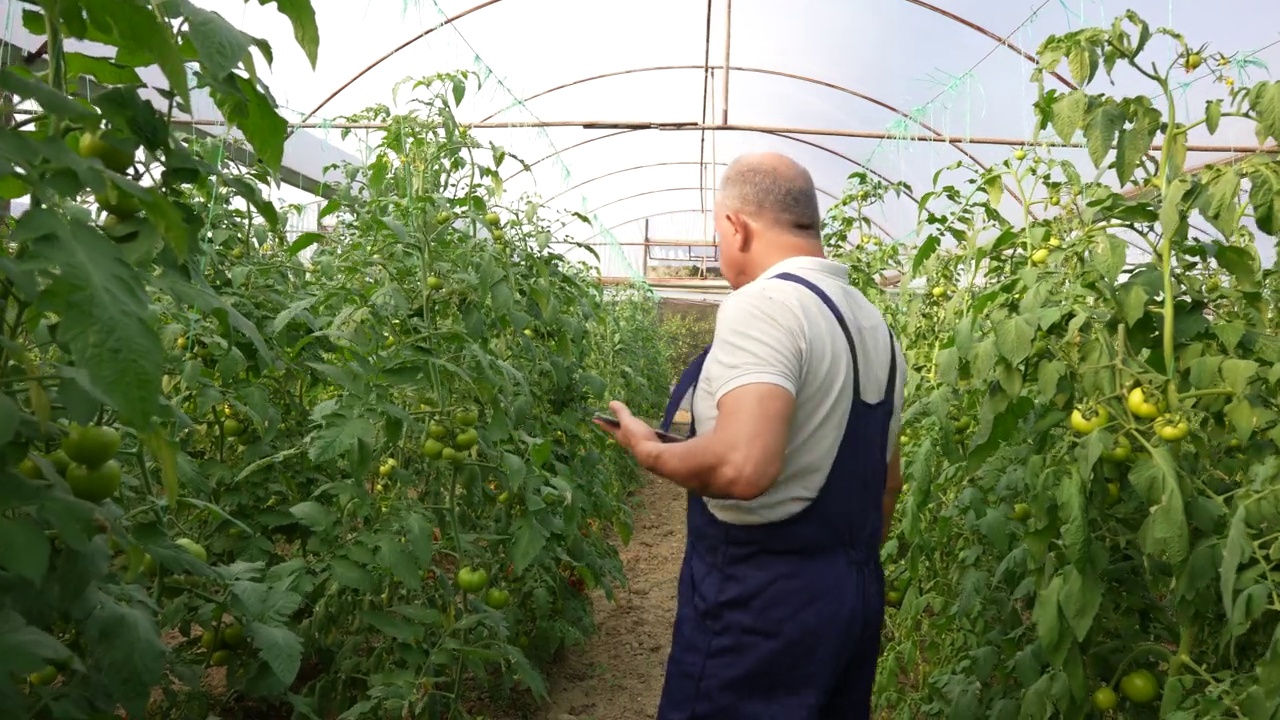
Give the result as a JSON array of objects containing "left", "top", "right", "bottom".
[{"left": 536, "top": 474, "right": 687, "bottom": 720}]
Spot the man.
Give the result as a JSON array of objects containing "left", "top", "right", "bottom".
[{"left": 596, "top": 152, "right": 906, "bottom": 719}]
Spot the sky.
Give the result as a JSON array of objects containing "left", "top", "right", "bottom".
[{"left": 6, "top": 0, "right": 1279, "bottom": 277}]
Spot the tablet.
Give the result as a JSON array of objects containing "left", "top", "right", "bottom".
[{"left": 593, "top": 413, "right": 687, "bottom": 443}]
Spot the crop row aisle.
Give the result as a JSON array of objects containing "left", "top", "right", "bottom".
[{"left": 3, "top": 1, "right": 1280, "bottom": 719}]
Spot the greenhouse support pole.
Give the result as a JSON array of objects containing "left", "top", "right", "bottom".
[
  {"left": 721, "top": 0, "right": 732, "bottom": 124},
  {"left": 641, "top": 218, "right": 650, "bottom": 278}
]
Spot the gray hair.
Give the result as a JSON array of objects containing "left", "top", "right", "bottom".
[{"left": 719, "top": 153, "right": 822, "bottom": 238}]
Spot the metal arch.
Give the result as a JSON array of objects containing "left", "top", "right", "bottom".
[
  {"left": 582, "top": 207, "right": 898, "bottom": 245},
  {"left": 903, "top": 0, "right": 1077, "bottom": 90},
  {"left": 542, "top": 161, "right": 844, "bottom": 205},
  {"left": 295, "top": 0, "right": 1075, "bottom": 136},
  {"left": 503, "top": 127, "right": 922, "bottom": 204},
  {"left": 478, "top": 64, "right": 990, "bottom": 170},
  {"left": 564, "top": 187, "right": 898, "bottom": 239}
]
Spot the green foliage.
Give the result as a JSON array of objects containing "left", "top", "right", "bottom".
[
  {"left": 860, "top": 13, "right": 1280, "bottom": 719},
  {"left": 0, "top": 2, "right": 667, "bottom": 718}
]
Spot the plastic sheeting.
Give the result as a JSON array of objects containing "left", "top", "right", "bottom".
[{"left": 190, "top": 1, "right": 1280, "bottom": 274}]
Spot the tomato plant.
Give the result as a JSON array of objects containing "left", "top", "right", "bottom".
[
  {"left": 828, "top": 12, "right": 1280, "bottom": 718},
  {"left": 0, "top": 1, "right": 669, "bottom": 718}
]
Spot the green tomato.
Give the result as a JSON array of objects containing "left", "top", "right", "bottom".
[
  {"left": 427, "top": 276, "right": 444, "bottom": 291},
  {"left": 65, "top": 460, "right": 122, "bottom": 503},
  {"left": 63, "top": 424, "right": 122, "bottom": 467},
  {"left": 428, "top": 423, "right": 449, "bottom": 439},
  {"left": 422, "top": 439, "right": 445, "bottom": 459},
  {"left": 454, "top": 429, "right": 480, "bottom": 450},
  {"left": 454, "top": 408, "right": 479, "bottom": 427},
  {"left": 1119, "top": 669, "right": 1159, "bottom": 704},
  {"left": 456, "top": 566, "right": 489, "bottom": 593},
  {"left": 1092, "top": 686, "right": 1118, "bottom": 710},
  {"left": 175, "top": 538, "right": 208, "bottom": 563},
  {"left": 484, "top": 587, "right": 511, "bottom": 609}
]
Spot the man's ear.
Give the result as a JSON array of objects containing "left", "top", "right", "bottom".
[{"left": 726, "top": 211, "right": 752, "bottom": 251}]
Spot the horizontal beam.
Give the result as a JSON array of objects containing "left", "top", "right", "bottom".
[{"left": 164, "top": 116, "right": 1275, "bottom": 154}]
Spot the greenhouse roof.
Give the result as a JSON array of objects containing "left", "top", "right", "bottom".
[{"left": 9, "top": 0, "right": 1278, "bottom": 294}]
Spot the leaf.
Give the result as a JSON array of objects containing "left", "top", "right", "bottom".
[
  {"left": 183, "top": 4, "right": 254, "bottom": 79},
  {"left": 1258, "top": 625, "right": 1280, "bottom": 696},
  {"left": 260, "top": 0, "right": 320, "bottom": 68},
  {"left": 1129, "top": 450, "right": 1189, "bottom": 564},
  {"left": 1247, "top": 81, "right": 1280, "bottom": 144},
  {"left": 1057, "top": 469, "right": 1088, "bottom": 565},
  {"left": 1118, "top": 283, "right": 1148, "bottom": 326},
  {"left": 209, "top": 73, "right": 288, "bottom": 171},
  {"left": 1050, "top": 90, "right": 1088, "bottom": 142},
  {"left": 0, "top": 67, "right": 97, "bottom": 121},
  {"left": 1060, "top": 565, "right": 1102, "bottom": 642},
  {"left": 271, "top": 296, "right": 319, "bottom": 335},
  {"left": 153, "top": 271, "right": 273, "bottom": 363},
  {"left": 1084, "top": 99, "right": 1125, "bottom": 168},
  {"left": 289, "top": 501, "right": 333, "bottom": 531},
  {"left": 1221, "top": 359, "right": 1260, "bottom": 394},
  {"left": 1215, "top": 245, "right": 1262, "bottom": 292},
  {"left": 1115, "top": 101, "right": 1160, "bottom": 186},
  {"left": 1206, "top": 98, "right": 1223, "bottom": 134},
  {"left": 357, "top": 610, "right": 422, "bottom": 642},
  {"left": 328, "top": 558, "right": 375, "bottom": 591},
  {"left": 510, "top": 515, "right": 548, "bottom": 574},
  {"left": 83, "top": 590, "right": 167, "bottom": 714},
  {"left": 1188, "top": 355, "right": 1224, "bottom": 389},
  {"left": 1032, "top": 574, "right": 1064, "bottom": 649},
  {"left": 65, "top": 53, "right": 142, "bottom": 86},
  {"left": 994, "top": 315, "right": 1037, "bottom": 365},
  {"left": 1226, "top": 399, "right": 1256, "bottom": 440},
  {"left": 983, "top": 173, "right": 1003, "bottom": 207},
  {"left": 1221, "top": 505, "right": 1249, "bottom": 620},
  {"left": 1200, "top": 170, "right": 1241, "bottom": 237},
  {"left": 1231, "top": 585, "right": 1271, "bottom": 637},
  {"left": 82, "top": 0, "right": 190, "bottom": 102},
  {"left": 0, "top": 610, "right": 71, "bottom": 673},
  {"left": 307, "top": 413, "right": 375, "bottom": 463},
  {"left": 0, "top": 518, "right": 51, "bottom": 584},
  {"left": 245, "top": 621, "right": 302, "bottom": 685},
  {"left": 19, "top": 210, "right": 161, "bottom": 427},
  {"left": 1067, "top": 45, "right": 1094, "bottom": 86}
]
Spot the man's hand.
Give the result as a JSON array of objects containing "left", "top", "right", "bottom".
[{"left": 593, "top": 401, "right": 662, "bottom": 462}]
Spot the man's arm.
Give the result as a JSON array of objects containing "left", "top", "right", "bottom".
[
  {"left": 880, "top": 443, "right": 903, "bottom": 545},
  {"left": 635, "top": 382, "right": 795, "bottom": 500}
]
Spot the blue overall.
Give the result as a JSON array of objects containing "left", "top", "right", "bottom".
[{"left": 655, "top": 272, "right": 896, "bottom": 720}]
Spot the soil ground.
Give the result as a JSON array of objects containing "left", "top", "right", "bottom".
[{"left": 532, "top": 472, "right": 687, "bottom": 720}]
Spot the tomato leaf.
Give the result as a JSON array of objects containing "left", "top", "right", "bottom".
[
  {"left": 1221, "top": 505, "right": 1250, "bottom": 621},
  {"left": 82, "top": 588, "right": 167, "bottom": 716},
  {"left": 1050, "top": 90, "right": 1088, "bottom": 143},
  {"left": 1118, "top": 283, "right": 1149, "bottom": 326},
  {"left": 1032, "top": 574, "right": 1064, "bottom": 650},
  {"left": 1213, "top": 245, "right": 1262, "bottom": 293},
  {"left": 1084, "top": 99, "right": 1125, "bottom": 168},
  {"left": 1057, "top": 467, "right": 1089, "bottom": 565},
  {"left": 259, "top": 0, "right": 320, "bottom": 68},
  {"left": 289, "top": 501, "right": 334, "bottom": 531},
  {"left": 357, "top": 610, "right": 423, "bottom": 642},
  {"left": 0, "top": 518, "right": 51, "bottom": 585},
  {"left": 510, "top": 515, "right": 548, "bottom": 574},
  {"left": 327, "top": 558, "right": 375, "bottom": 592},
  {"left": 994, "top": 315, "right": 1037, "bottom": 365},
  {"left": 245, "top": 621, "right": 303, "bottom": 685},
  {"left": 1257, "top": 625, "right": 1280, "bottom": 695},
  {"left": 1130, "top": 449, "right": 1189, "bottom": 564},
  {"left": 1115, "top": 100, "right": 1160, "bottom": 186},
  {"left": 1205, "top": 98, "right": 1223, "bottom": 135},
  {"left": 1220, "top": 359, "right": 1260, "bottom": 394},
  {"left": 1059, "top": 565, "right": 1102, "bottom": 642},
  {"left": 19, "top": 210, "right": 161, "bottom": 428}
]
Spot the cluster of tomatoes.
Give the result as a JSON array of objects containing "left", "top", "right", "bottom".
[
  {"left": 453, "top": 566, "right": 511, "bottom": 610},
  {"left": 1091, "top": 668, "right": 1160, "bottom": 710},
  {"left": 197, "top": 619, "right": 249, "bottom": 668},
  {"left": 419, "top": 407, "right": 481, "bottom": 465},
  {"left": 1069, "top": 385, "right": 1190, "bottom": 446},
  {"left": 19, "top": 423, "right": 123, "bottom": 504}
]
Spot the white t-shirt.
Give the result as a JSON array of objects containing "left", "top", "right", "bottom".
[{"left": 687, "top": 255, "right": 906, "bottom": 525}]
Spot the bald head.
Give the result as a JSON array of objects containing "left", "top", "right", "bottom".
[{"left": 718, "top": 153, "right": 822, "bottom": 240}]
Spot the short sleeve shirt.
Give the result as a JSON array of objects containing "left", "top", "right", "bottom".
[{"left": 688, "top": 256, "right": 906, "bottom": 525}]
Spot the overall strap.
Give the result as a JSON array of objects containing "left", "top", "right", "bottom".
[
  {"left": 661, "top": 345, "right": 711, "bottom": 433},
  {"left": 883, "top": 326, "right": 899, "bottom": 400},
  {"left": 772, "top": 272, "right": 861, "bottom": 396}
]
